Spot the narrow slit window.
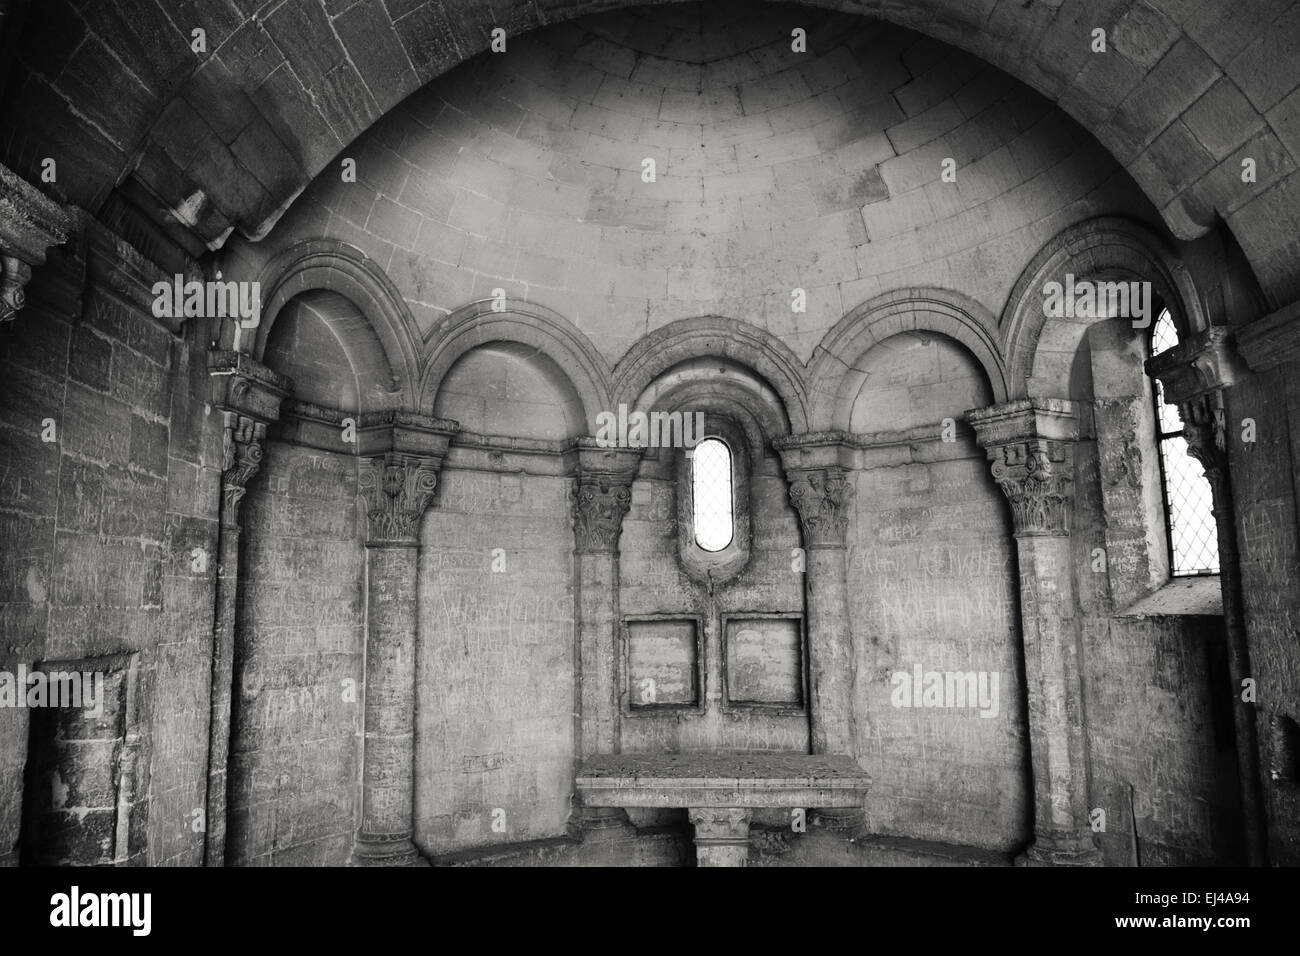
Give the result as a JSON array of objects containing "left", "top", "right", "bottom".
[
  {"left": 1151, "top": 307, "right": 1220, "bottom": 576},
  {"left": 692, "top": 438, "right": 734, "bottom": 552}
]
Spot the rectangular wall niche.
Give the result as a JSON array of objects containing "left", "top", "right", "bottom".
[
  {"left": 623, "top": 617, "right": 701, "bottom": 712},
  {"left": 20, "top": 652, "right": 145, "bottom": 865},
  {"left": 724, "top": 615, "right": 804, "bottom": 709}
]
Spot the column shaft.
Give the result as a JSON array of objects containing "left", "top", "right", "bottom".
[
  {"left": 968, "top": 399, "right": 1099, "bottom": 865},
  {"left": 570, "top": 442, "right": 640, "bottom": 838},
  {"left": 1013, "top": 534, "right": 1092, "bottom": 849},
  {"left": 349, "top": 421, "right": 456, "bottom": 866},
  {"left": 775, "top": 457, "right": 856, "bottom": 758},
  {"left": 1180, "top": 391, "right": 1267, "bottom": 865},
  {"left": 204, "top": 517, "right": 242, "bottom": 866},
  {"left": 203, "top": 387, "right": 283, "bottom": 867},
  {"left": 576, "top": 550, "right": 620, "bottom": 758},
  {"left": 571, "top": 443, "right": 640, "bottom": 760},
  {"left": 1216, "top": 469, "right": 1267, "bottom": 865},
  {"left": 354, "top": 544, "right": 421, "bottom": 863},
  {"left": 803, "top": 546, "right": 854, "bottom": 755}
]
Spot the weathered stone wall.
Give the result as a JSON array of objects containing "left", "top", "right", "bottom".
[
  {"left": 228, "top": 440, "right": 364, "bottom": 866},
  {"left": 848, "top": 450, "right": 1026, "bottom": 850},
  {"left": 0, "top": 245, "right": 222, "bottom": 867},
  {"left": 1227, "top": 362, "right": 1300, "bottom": 866},
  {"left": 617, "top": 446, "right": 805, "bottom": 830},
  {"left": 416, "top": 468, "right": 576, "bottom": 854},
  {"left": 828, "top": 332, "right": 1021, "bottom": 850},
  {"left": 6, "top": 0, "right": 1298, "bottom": 307},
  {"left": 1073, "top": 336, "right": 1245, "bottom": 865},
  {"left": 433, "top": 346, "right": 585, "bottom": 440},
  {"left": 1080, "top": 613, "right": 1240, "bottom": 865},
  {"left": 2, "top": 0, "right": 1298, "bottom": 871},
  {"left": 620, "top": 460, "right": 807, "bottom": 745},
  {"left": 229, "top": 3, "right": 1153, "bottom": 368}
]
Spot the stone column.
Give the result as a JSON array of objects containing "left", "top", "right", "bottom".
[
  {"left": 571, "top": 440, "right": 641, "bottom": 835},
  {"left": 687, "top": 808, "right": 752, "bottom": 867},
  {"left": 967, "top": 398, "right": 1099, "bottom": 866},
  {"left": 350, "top": 414, "right": 458, "bottom": 866},
  {"left": 1148, "top": 330, "right": 1267, "bottom": 866},
  {"left": 205, "top": 351, "right": 289, "bottom": 867},
  {"left": 772, "top": 435, "right": 856, "bottom": 758}
]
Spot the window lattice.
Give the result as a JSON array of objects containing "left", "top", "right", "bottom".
[
  {"left": 691, "top": 438, "right": 734, "bottom": 552},
  {"left": 1152, "top": 307, "right": 1220, "bottom": 576},
  {"left": 1151, "top": 307, "right": 1180, "bottom": 357}
]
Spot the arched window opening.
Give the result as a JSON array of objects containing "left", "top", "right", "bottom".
[
  {"left": 691, "top": 438, "right": 734, "bottom": 552},
  {"left": 1151, "top": 307, "right": 1220, "bottom": 576}
]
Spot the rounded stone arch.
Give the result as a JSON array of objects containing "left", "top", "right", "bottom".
[
  {"left": 20, "top": 0, "right": 1300, "bottom": 306},
  {"left": 634, "top": 360, "right": 793, "bottom": 458},
  {"left": 419, "top": 298, "right": 613, "bottom": 431},
  {"left": 808, "top": 288, "right": 1007, "bottom": 432},
  {"left": 254, "top": 239, "right": 422, "bottom": 410},
  {"left": 612, "top": 316, "right": 811, "bottom": 435},
  {"left": 1002, "top": 216, "right": 1209, "bottom": 400}
]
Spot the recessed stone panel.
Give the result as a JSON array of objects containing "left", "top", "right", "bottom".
[
  {"left": 625, "top": 618, "right": 700, "bottom": 710},
  {"left": 724, "top": 616, "right": 803, "bottom": 707}
]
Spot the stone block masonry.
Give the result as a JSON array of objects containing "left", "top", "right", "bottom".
[{"left": 1, "top": 0, "right": 1298, "bottom": 874}]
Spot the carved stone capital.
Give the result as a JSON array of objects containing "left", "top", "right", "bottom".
[
  {"left": 0, "top": 255, "right": 32, "bottom": 321},
  {"left": 0, "top": 163, "right": 72, "bottom": 323},
  {"left": 687, "top": 807, "right": 752, "bottom": 841},
  {"left": 967, "top": 399, "right": 1080, "bottom": 537},
  {"left": 989, "top": 438, "right": 1075, "bottom": 536},
  {"left": 1146, "top": 327, "right": 1244, "bottom": 406},
  {"left": 208, "top": 350, "right": 292, "bottom": 422},
  {"left": 1178, "top": 390, "right": 1228, "bottom": 497},
  {"left": 572, "top": 477, "right": 633, "bottom": 553},
  {"left": 0, "top": 164, "right": 73, "bottom": 261},
  {"left": 221, "top": 414, "right": 267, "bottom": 523},
  {"left": 785, "top": 466, "right": 854, "bottom": 548},
  {"left": 350, "top": 412, "right": 458, "bottom": 546},
  {"left": 572, "top": 440, "right": 641, "bottom": 554},
  {"left": 771, "top": 433, "right": 856, "bottom": 548},
  {"left": 359, "top": 452, "right": 443, "bottom": 546},
  {"left": 1145, "top": 331, "right": 1241, "bottom": 499},
  {"left": 208, "top": 352, "right": 288, "bottom": 525},
  {"left": 687, "top": 806, "right": 754, "bottom": 866}
]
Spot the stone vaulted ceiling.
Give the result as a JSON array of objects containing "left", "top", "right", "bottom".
[{"left": 1, "top": 0, "right": 1298, "bottom": 303}]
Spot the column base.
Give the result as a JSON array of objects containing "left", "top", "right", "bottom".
[
  {"left": 813, "top": 807, "right": 867, "bottom": 838},
  {"left": 576, "top": 805, "right": 635, "bottom": 843},
  {"left": 350, "top": 832, "right": 429, "bottom": 867},
  {"left": 1014, "top": 828, "right": 1102, "bottom": 867},
  {"left": 688, "top": 808, "right": 752, "bottom": 867}
]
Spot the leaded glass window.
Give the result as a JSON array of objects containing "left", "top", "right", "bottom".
[
  {"left": 691, "top": 438, "right": 734, "bottom": 552},
  {"left": 1151, "top": 308, "right": 1220, "bottom": 576}
]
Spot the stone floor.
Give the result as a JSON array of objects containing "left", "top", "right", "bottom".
[{"left": 431, "top": 826, "right": 1014, "bottom": 867}]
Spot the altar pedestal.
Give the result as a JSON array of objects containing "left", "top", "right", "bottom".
[{"left": 576, "top": 752, "right": 871, "bottom": 867}]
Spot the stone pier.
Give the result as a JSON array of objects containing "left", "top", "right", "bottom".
[
  {"left": 350, "top": 413, "right": 458, "bottom": 866},
  {"left": 968, "top": 398, "right": 1101, "bottom": 866}
]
